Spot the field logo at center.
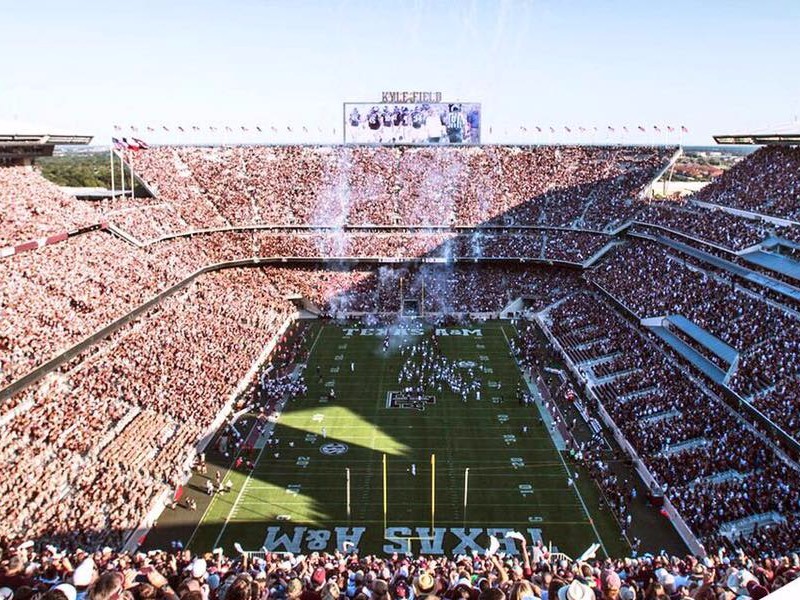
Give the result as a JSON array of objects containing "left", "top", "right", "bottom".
[{"left": 320, "top": 442, "right": 349, "bottom": 456}]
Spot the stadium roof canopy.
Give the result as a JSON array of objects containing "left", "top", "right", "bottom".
[
  {"left": 0, "top": 120, "right": 92, "bottom": 160},
  {"left": 713, "top": 133, "right": 800, "bottom": 145}
]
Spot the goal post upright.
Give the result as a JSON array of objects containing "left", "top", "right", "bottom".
[
  {"left": 431, "top": 453, "right": 435, "bottom": 531},
  {"left": 346, "top": 467, "right": 351, "bottom": 522},
  {"left": 382, "top": 453, "right": 388, "bottom": 532}
]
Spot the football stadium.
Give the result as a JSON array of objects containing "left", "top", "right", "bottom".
[{"left": 3, "top": 2, "right": 800, "bottom": 600}]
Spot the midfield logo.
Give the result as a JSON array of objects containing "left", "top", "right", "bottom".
[
  {"left": 386, "top": 391, "right": 436, "bottom": 411},
  {"left": 320, "top": 443, "right": 349, "bottom": 456}
]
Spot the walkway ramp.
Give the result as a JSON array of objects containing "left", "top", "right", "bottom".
[
  {"left": 665, "top": 315, "right": 738, "bottom": 365},
  {"left": 649, "top": 326, "right": 728, "bottom": 383},
  {"left": 740, "top": 250, "right": 800, "bottom": 283}
]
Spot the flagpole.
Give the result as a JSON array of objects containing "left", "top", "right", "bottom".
[
  {"left": 129, "top": 151, "right": 135, "bottom": 200},
  {"left": 119, "top": 149, "right": 126, "bottom": 200},
  {"left": 109, "top": 144, "right": 115, "bottom": 199}
]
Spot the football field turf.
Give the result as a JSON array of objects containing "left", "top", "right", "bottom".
[{"left": 184, "top": 320, "right": 626, "bottom": 557}]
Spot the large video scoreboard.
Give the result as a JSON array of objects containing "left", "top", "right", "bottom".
[{"left": 343, "top": 92, "right": 480, "bottom": 145}]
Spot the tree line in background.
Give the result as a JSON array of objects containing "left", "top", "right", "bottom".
[{"left": 37, "top": 152, "right": 149, "bottom": 195}]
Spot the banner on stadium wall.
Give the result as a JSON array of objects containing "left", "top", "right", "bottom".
[{"left": 343, "top": 102, "right": 481, "bottom": 145}]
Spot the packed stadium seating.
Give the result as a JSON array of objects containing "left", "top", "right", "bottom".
[
  {"left": 3, "top": 140, "right": 800, "bottom": 573},
  {"left": 589, "top": 239, "right": 800, "bottom": 395},
  {"left": 541, "top": 292, "right": 800, "bottom": 555},
  {"left": 0, "top": 165, "right": 97, "bottom": 246},
  {"left": 126, "top": 145, "right": 675, "bottom": 232},
  {"left": 693, "top": 145, "right": 800, "bottom": 221},
  {"left": 634, "top": 200, "right": 780, "bottom": 251}
]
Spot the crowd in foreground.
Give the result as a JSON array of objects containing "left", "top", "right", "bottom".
[{"left": 1, "top": 537, "right": 797, "bottom": 600}]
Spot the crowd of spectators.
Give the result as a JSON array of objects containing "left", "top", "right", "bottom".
[
  {"left": 1, "top": 269, "right": 296, "bottom": 548},
  {"left": 126, "top": 145, "right": 674, "bottom": 234},
  {"left": 589, "top": 240, "right": 800, "bottom": 394},
  {"left": 693, "top": 146, "right": 800, "bottom": 221},
  {"left": 0, "top": 166, "right": 97, "bottom": 246},
  {"left": 2, "top": 537, "right": 798, "bottom": 600},
  {"left": 543, "top": 292, "right": 800, "bottom": 556},
  {"left": 4, "top": 142, "right": 800, "bottom": 577},
  {"left": 749, "top": 377, "right": 800, "bottom": 439},
  {"left": 0, "top": 166, "right": 99, "bottom": 248},
  {"left": 633, "top": 202, "right": 777, "bottom": 252}
]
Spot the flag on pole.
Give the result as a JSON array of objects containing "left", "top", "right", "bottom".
[
  {"left": 520, "top": 126, "right": 527, "bottom": 132},
  {"left": 535, "top": 126, "right": 542, "bottom": 132},
  {"left": 578, "top": 126, "right": 586, "bottom": 132},
  {"left": 241, "top": 126, "right": 249, "bottom": 132},
  {"left": 608, "top": 126, "right": 615, "bottom": 132},
  {"left": 192, "top": 125, "right": 200, "bottom": 131},
  {"left": 225, "top": 126, "right": 232, "bottom": 132},
  {"left": 681, "top": 125, "right": 688, "bottom": 133},
  {"left": 132, "top": 138, "right": 149, "bottom": 150},
  {"left": 177, "top": 126, "right": 185, "bottom": 132},
  {"left": 653, "top": 125, "right": 661, "bottom": 132},
  {"left": 637, "top": 125, "right": 645, "bottom": 132},
  {"left": 622, "top": 126, "right": 629, "bottom": 133},
  {"left": 302, "top": 126, "right": 308, "bottom": 133},
  {"left": 112, "top": 137, "right": 126, "bottom": 151},
  {"left": 146, "top": 126, "right": 154, "bottom": 132},
  {"left": 113, "top": 125, "right": 121, "bottom": 131},
  {"left": 564, "top": 126, "right": 572, "bottom": 133},
  {"left": 162, "top": 125, "right": 170, "bottom": 131},
  {"left": 130, "top": 126, "right": 138, "bottom": 132},
  {"left": 667, "top": 126, "right": 674, "bottom": 133},
  {"left": 125, "top": 138, "right": 140, "bottom": 151},
  {"left": 549, "top": 126, "right": 555, "bottom": 133},
  {"left": 287, "top": 126, "right": 293, "bottom": 132},
  {"left": 256, "top": 125, "right": 262, "bottom": 132}
]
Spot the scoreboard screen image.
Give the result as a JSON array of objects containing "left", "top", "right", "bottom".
[{"left": 343, "top": 102, "right": 481, "bottom": 145}]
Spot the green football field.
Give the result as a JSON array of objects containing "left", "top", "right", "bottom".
[{"left": 180, "top": 320, "right": 627, "bottom": 557}]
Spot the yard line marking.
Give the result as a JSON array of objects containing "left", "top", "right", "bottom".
[{"left": 307, "top": 324, "right": 325, "bottom": 357}]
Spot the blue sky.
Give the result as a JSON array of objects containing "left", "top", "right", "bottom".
[{"left": 1, "top": 0, "right": 799, "bottom": 145}]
